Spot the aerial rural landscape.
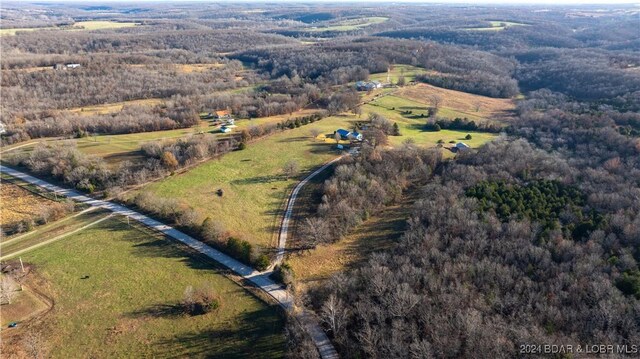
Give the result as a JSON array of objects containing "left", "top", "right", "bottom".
[{"left": 0, "top": 1, "right": 639, "bottom": 358}]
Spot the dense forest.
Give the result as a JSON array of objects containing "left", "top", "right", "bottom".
[{"left": 310, "top": 105, "right": 640, "bottom": 357}]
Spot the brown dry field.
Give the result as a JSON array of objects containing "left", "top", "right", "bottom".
[
  {"left": 395, "top": 83, "right": 516, "bottom": 121},
  {"left": 0, "top": 183, "right": 55, "bottom": 226}
]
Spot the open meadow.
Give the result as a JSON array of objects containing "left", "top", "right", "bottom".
[
  {"left": 308, "top": 16, "right": 388, "bottom": 32},
  {"left": 368, "top": 64, "right": 429, "bottom": 84},
  {"left": 0, "top": 21, "right": 139, "bottom": 36},
  {"left": 137, "top": 115, "right": 356, "bottom": 249},
  {"left": 1, "top": 217, "right": 285, "bottom": 358}
]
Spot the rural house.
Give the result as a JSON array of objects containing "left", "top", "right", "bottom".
[
  {"left": 355, "top": 81, "right": 382, "bottom": 91},
  {"left": 215, "top": 110, "right": 232, "bottom": 119},
  {"left": 335, "top": 129, "right": 363, "bottom": 141}
]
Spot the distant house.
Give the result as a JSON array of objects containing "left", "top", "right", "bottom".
[
  {"left": 54, "top": 63, "right": 81, "bottom": 70},
  {"left": 349, "top": 131, "right": 363, "bottom": 141},
  {"left": 226, "top": 118, "right": 235, "bottom": 125},
  {"left": 215, "top": 110, "right": 231, "bottom": 119},
  {"left": 355, "top": 81, "right": 383, "bottom": 91},
  {"left": 335, "top": 129, "right": 363, "bottom": 141},
  {"left": 220, "top": 126, "right": 232, "bottom": 133},
  {"left": 0, "top": 122, "right": 6, "bottom": 135}
]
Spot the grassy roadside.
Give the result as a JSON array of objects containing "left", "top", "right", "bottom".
[{"left": 2, "top": 216, "right": 285, "bottom": 358}]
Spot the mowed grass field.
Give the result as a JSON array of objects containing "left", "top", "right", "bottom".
[
  {"left": 362, "top": 83, "right": 513, "bottom": 150},
  {"left": 309, "top": 16, "right": 388, "bottom": 31},
  {"left": 3, "top": 217, "right": 284, "bottom": 358},
  {"left": 139, "top": 116, "right": 355, "bottom": 249},
  {"left": 467, "top": 20, "right": 529, "bottom": 31},
  {"left": 0, "top": 21, "right": 139, "bottom": 36},
  {"left": 368, "top": 64, "right": 431, "bottom": 84}
]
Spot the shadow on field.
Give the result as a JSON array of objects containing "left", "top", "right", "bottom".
[
  {"left": 128, "top": 303, "right": 184, "bottom": 319},
  {"left": 306, "top": 142, "right": 335, "bottom": 155},
  {"left": 151, "top": 306, "right": 284, "bottom": 359},
  {"left": 277, "top": 136, "right": 308, "bottom": 143},
  {"left": 230, "top": 174, "right": 284, "bottom": 185},
  {"left": 107, "top": 221, "right": 215, "bottom": 273}
]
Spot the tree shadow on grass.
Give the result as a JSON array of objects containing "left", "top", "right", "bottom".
[
  {"left": 103, "top": 220, "right": 219, "bottom": 273},
  {"left": 150, "top": 306, "right": 285, "bottom": 359},
  {"left": 230, "top": 174, "right": 284, "bottom": 185},
  {"left": 128, "top": 303, "right": 185, "bottom": 319},
  {"left": 277, "top": 136, "right": 308, "bottom": 143}
]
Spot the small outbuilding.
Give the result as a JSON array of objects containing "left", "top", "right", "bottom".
[
  {"left": 220, "top": 126, "right": 232, "bottom": 133},
  {"left": 451, "top": 142, "right": 471, "bottom": 153}
]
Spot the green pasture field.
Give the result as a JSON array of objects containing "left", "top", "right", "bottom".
[
  {"left": 368, "top": 64, "right": 428, "bottom": 84},
  {"left": 0, "top": 21, "right": 139, "bottom": 36},
  {"left": 11, "top": 217, "right": 284, "bottom": 358},
  {"left": 138, "top": 116, "right": 356, "bottom": 249}
]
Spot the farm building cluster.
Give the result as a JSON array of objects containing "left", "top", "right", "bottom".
[
  {"left": 203, "top": 110, "right": 236, "bottom": 133},
  {"left": 335, "top": 128, "right": 363, "bottom": 141},
  {"left": 355, "top": 80, "right": 383, "bottom": 91}
]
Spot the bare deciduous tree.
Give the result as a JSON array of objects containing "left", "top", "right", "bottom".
[
  {"left": 428, "top": 94, "right": 442, "bottom": 109},
  {"left": 283, "top": 161, "right": 300, "bottom": 179},
  {"left": 321, "top": 293, "right": 348, "bottom": 336},
  {"left": 309, "top": 128, "right": 322, "bottom": 141}
]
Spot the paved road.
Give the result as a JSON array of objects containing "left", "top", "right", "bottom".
[
  {"left": 0, "top": 165, "right": 339, "bottom": 359},
  {"left": 275, "top": 156, "right": 344, "bottom": 266}
]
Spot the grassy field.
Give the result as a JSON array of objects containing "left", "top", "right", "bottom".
[
  {"left": 467, "top": 20, "right": 529, "bottom": 31},
  {"left": 0, "top": 208, "right": 111, "bottom": 259},
  {"left": 309, "top": 16, "right": 388, "bottom": 32},
  {"left": 0, "top": 182, "right": 58, "bottom": 227},
  {"left": 68, "top": 98, "right": 164, "bottom": 116},
  {"left": 1, "top": 217, "right": 285, "bottom": 358},
  {"left": 361, "top": 84, "right": 509, "bottom": 151},
  {"left": 368, "top": 64, "right": 430, "bottom": 84},
  {"left": 0, "top": 21, "right": 139, "bottom": 36},
  {"left": 3, "top": 110, "right": 324, "bottom": 168},
  {"left": 367, "top": 94, "right": 486, "bottom": 122},
  {"left": 138, "top": 116, "right": 356, "bottom": 249}
]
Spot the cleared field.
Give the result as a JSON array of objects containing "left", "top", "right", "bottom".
[
  {"left": 175, "top": 63, "right": 225, "bottom": 73},
  {"left": 72, "top": 21, "right": 139, "bottom": 30},
  {"left": 0, "top": 208, "right": 111, "bottom": 258},
  {"left": 467, "top": 20, "right": 529, "bottom": 31},
  {"left": 0, "top": 284, "right": 50, "bottom": 327},
  {"left": 0, "top": 182, "right": 57, "bottom": 227},
  {"left": 1, "top": 217, "right": 284, "bottom": 358},
  {"left": 362, "top": 85, "right": 506, "bottom": 151},
  {"left": 68, "top": 98, "right": 164, "bottom": 116},
  {"left": 139, "top": 116, "right": 356, "bottom": 249},
  {"left": 0, "top": 21, "right": 139, "bottom": 36},
  {"left": 367, "top": 94, "right": 485, "bottom": 122},
  {"left": 368, "top": 64, "right": 431, "bottom": 84},
  {"left": 394, "top": 83, "right": 516, "bottom": 119},
  {"left": 309, "top": 16, "right": 388, "bottom": 32}
]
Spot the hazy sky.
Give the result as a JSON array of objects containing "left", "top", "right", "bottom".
[{"left": 7, "top": 0, "right": 640, "bottom": 4}]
